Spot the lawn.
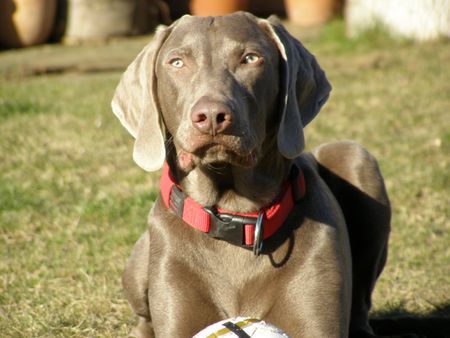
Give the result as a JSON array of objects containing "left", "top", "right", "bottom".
[{"left": 0, "top": 21, "right": 448, "bottom": 337}]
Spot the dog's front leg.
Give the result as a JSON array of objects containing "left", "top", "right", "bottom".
[
  {"left": 267, "top": 227, "right": 352, "bottom": 338},
  {"left": 123, "top": 230, "right": 154, "bottom": 338},
  {"left": 147, "top": 265, "right": 223, "bottom": 338}
]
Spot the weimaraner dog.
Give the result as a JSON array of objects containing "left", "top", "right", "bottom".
[{"left": 112, "top": 12, "right": 393, "bottom": 338}]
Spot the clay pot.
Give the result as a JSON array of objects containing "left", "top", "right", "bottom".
[
  {"left": 285, "top": 0, "right": 342, "bottom": 26},
  {"left": 0, "top": 0, "right": 57, "bottom": 48},
  {"left": 190, "top": 0, "right": 249, "bottom": 16},
  {"left": 65, "top": 0, "right": 137, "bottom": 43}
]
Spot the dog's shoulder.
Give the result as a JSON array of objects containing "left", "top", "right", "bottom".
[{"left": 293, "top": 152, "right": 346, "bottom": 229}]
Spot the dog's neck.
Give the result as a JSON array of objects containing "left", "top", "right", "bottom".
[{"left": 168, "top": 143, "right": 291, "bottom": 213}]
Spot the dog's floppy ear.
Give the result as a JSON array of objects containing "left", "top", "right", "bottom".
[
  {"left": 111, "top": 26, "right": 172, "bottom": 171},
  {"left": 260, "top": 17, "right": 332, "bottom": 159}
]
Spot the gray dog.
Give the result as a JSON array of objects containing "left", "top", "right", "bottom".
[{"left": 112, "top": 12, "right": 392, "bottom": 338}]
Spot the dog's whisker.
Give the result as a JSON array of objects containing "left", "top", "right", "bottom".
[
  {"left": 164, "top": 136, "right": 175, "bottom": 156},
  {"left": 204, "top": 162, "right": 227, "bottom": 175}
]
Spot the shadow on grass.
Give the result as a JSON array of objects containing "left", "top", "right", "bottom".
[{"left": 370, "top": 303, "right": 450, "bottom": 338}]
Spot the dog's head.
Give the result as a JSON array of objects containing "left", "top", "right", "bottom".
[{"left": 112, "top": 12, "right": 331, "bottom": 173}]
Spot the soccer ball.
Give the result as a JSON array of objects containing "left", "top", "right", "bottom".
[{"left": 193, "top": 317, "right": 290, "bottom": 338}]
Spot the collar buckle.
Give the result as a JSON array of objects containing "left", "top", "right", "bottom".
[{"left": 204, "top": 207, "right": 258, "bottom": 247}]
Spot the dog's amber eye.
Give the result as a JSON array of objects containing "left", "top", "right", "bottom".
[
  {"left": 242, "top": 53, "right": 261, "bottom": 64},
  {"left": 170, "top": 58, "right": 184, "bottom": 68}
]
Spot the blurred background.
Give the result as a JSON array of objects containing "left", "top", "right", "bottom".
[
  {"left": 0, "top": 0, "right": 449, "bottom": 337},
  {"left": 0, "top": 0, "right": 449, "bottom": 47}
]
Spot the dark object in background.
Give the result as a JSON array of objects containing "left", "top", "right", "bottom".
[
  {"left": 371, "top": 316, "right": 450, "bottom": 338},
  {"left": 49, "top": 0, "right": 68, "bottom": 42},
  {"left": 134, "top": 0, "right": 171, "bottom": 33}
]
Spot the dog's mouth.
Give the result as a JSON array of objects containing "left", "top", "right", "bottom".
[
  {"left": 198, "top": 144, "right": 258, "bottom": 167},
  {"left": 175, "top": 143, "right": 258, "bottom": 172}
]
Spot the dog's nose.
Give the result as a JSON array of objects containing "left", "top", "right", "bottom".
[{"left": 191, "top": 97, "right": 233, "bottom": 135}]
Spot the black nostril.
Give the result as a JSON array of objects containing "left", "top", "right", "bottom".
[
  {"left": 193, "top": 113, "right": 208, "bottom": 123},
  {"left": 216, "top": 113, "right": 226, "bottom": 124}
]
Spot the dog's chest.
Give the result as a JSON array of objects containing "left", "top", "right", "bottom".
[{"left": 148, "top": 207, "right": 298, "bottom": 315}]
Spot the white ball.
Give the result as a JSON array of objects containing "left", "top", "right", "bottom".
[{"left": 193, "top": 317, "right": 290, "bottom": 338}]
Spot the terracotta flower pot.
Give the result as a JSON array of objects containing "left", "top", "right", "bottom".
[
  {"left": 190, "top": 0, "right": 249, "bottom": 16},
  {"left": 0, "top": 0, "right": 57, "bottom": 47},
  {"left": 285, "top": 0, "right": 341, "bottom": 26}
]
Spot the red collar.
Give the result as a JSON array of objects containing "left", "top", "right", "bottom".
[{"left": 160, "top": 162, "right": 305, "bottom": 255}]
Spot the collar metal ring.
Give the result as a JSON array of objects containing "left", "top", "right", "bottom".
[{"left": 253, "top": 211, "right": 264, "bottom": 256}]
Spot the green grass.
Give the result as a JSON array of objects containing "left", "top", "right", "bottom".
[{"left": 1, "top": 21, "right": 449, "bottom": 336}]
